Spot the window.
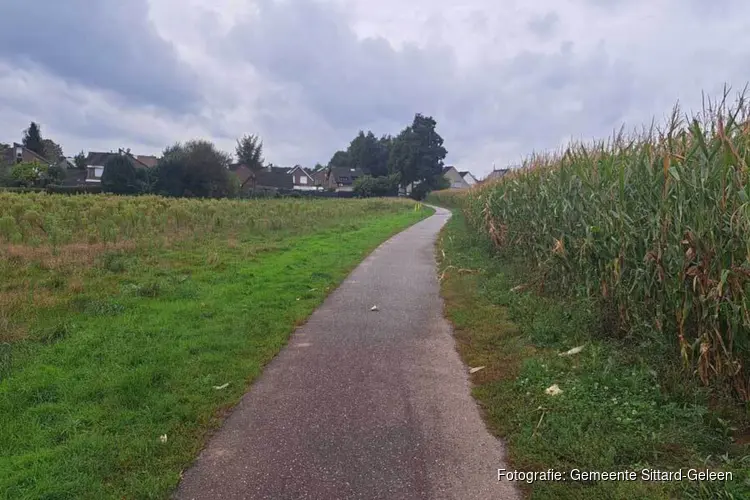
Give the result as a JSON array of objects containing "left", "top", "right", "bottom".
[
  {"left": 300, "top": 176, "right": 308, "bottom": 184},
  {"left": 339, "top": 176, "right": 349, "bottom": 182}
]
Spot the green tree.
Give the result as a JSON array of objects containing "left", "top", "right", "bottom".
[
  {"left": 236, "top": 134, "right": 264, "bottom": 169},
  {"left": 41, "top": 138, "right": 63, "bottom": 161},
  {"left": 101, "top": 155, "right": 139, "bottom": 194},
  {"left": 346, "top": 131, "right": 391, "bottom": 177},
  {"left": 155, "top": 140, "right": 233, "bottom": 198},
  {"left": 10, "top": 161, "right": 45, "bottom": 187},
  {"left": 388, "top": 114, "right": 447, "bottom": 195},
  {"left": 235, "top": 134, "right": 264, "bottom": 190},
  {"left": 327, "top": 150, "right": 350, "bottom": 169},
  {"left": 22, "top": 122, "right": 45, "bottom": 157},
  {"left": 74, "top": 151, "right": 87, "bottom": 170},
  {"left": 46, "top": 164, "right": 66, "bottom": 185}
]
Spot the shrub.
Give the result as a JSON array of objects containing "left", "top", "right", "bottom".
[
  {"left": 102, "top": 155, "right": 139, "bottom": 194},
  {"left": 353, "top": 174, "right": 400, "bottom": 197}
]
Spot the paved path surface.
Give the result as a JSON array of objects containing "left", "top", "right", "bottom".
[{"left": 175, "top": 206, "right": 519, "bottom": 500}]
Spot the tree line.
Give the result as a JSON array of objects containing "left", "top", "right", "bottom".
[
  {"left": 2, "top": 113, "right": 450, "bottom": 199},
  {"left": 323, "top": 113, "right": 449, "bottom": 199}
]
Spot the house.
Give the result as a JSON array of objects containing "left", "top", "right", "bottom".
[
  {"left": 1, "top": 143, "right": 50, "bottom": 166},
  {"left": 287, "top": 165, "right": 319, "bottom": 191},
  {"left": 442, "top": 166, "right": 470, "bottom": 189},
  {"left": 136, "top": 155, "right": 159, "bottom": 168},
  {"left": 326, "top": 167, "right": 364, "bottom": 191},
  {"left": 483, "top": 168, "right": 510, "bottom": 182},
  {"left": 229, "top": 163, "right": 294, "bottom": 193},
  {"left": 229, "top": 163, "right": 253, "bottom": 187},
  {"left": 256, "top": 171, "right": 294, "bottom": 191},
  {"left": 58, "top": 168, "right": 88, "bottom": 187},
  {"left": 312, "top": 169, "right": 328, "bottom": 188},
  {"left": 460, "top": 171, "right": 478, "bottom": 186},
  {"left": 84, "top": 150, "right": 149, "bottom": 183},
  {"left": 56, "top": 157, "right": 77, "bottom": 170},
  {"left": 51, "top": 157, "right": 88, "bottom": 187}
]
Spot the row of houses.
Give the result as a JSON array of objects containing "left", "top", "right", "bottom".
[
  {"left": 229, "top": 164, "right": 371, "bottom": 192},
  {"left": 5, "top": 142, "right": 497, "bottom": 192},
  {"left": 2, "top": 143, "right": 158, "bottom": 187}
]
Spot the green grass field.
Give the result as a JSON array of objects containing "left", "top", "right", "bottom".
[
  {"left": 0, "top": 193, "right": 432, "bottom": 499},
  {"left": 437, "top": 212, "right": 750, "bottom": 500}
]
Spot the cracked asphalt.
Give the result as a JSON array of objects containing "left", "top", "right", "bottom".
[{"left": 175, "top": 206, "right": 519, "bottom": 500}]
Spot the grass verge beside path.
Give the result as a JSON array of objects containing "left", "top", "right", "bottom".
[
  {"left": 0, "top": 200, "right": 432, "bottom": 499},
  {"left": 438, "top": 211, "right": 750, "bottom": 500}
]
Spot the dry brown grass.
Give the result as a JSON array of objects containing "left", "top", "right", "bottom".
[{"left": 1, "top": 241, "right": 137, "bottom": 270}]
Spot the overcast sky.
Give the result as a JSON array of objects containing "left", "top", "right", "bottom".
[{"left": 1, "top": 0, "right": 747, "bottom": 177}]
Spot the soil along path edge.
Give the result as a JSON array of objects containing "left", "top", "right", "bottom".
[{"left": 175, "top": 206, "right": 519, "bottom": 500}]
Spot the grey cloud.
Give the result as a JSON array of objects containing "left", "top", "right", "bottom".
[
  {"left": 0, "top": 0, "right": 200, "bottom": 112},
  {"left": 527, "top": 12, "right": 560, "bottom": 39},
  {"left": 224, "top": 0, "right": 455, "bottom": 131}
]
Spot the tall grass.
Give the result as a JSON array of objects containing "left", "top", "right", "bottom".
[
  {"left": 0, "top": 193, "right": 405, "bottom": 246},
  {"left": 439, "top": 90, "right": 750, "bottom": 399}
]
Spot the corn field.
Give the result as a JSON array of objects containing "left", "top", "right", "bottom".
[
  {"left": 0, "top": 193, "right": 409, "bottom": 246},
  {"left": 439, "top": 92, "right": 750, "bottom": 399}
]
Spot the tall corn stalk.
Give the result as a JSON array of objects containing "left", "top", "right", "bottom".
[{"left": 459, "top": 89, "right": 750, "bottom": 400}]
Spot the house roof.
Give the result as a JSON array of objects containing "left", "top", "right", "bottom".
[
  {"left": 231, "top": 164, "right": 294, "bottom": 190},
  {"left": 3, "top": 143, "right": 50, "bottom": 165},
  {"left": 484, "top": 168, "right": 510, "bottom": 181},
  {"left": 255, "top": 171, "right": 294, "bottom": 189},
  {"left": 288, "top": 165, "right": 315, "bottom": 181},
  {"left": 136, "top": 155, "right": 159, "bottom": 168},
  {"left": 329, "top": 167, "right": 364, "bottom": 185},
  {"left": 85, "top": 151, "right": 149, "bottom": 169},
  {"left": 442, "top": 165, "right": 457, "bottom": 174},
  {"left": 57, "top": 158, "right": 77, "bottom": 169},
  {"left": 229, "top": 163, "right": 253, "bottom": 185}
]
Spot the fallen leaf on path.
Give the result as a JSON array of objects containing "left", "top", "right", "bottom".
[
  {"left": 559, "top": 345, "right": 585, "bottom": 357},
  {"left": 213, "top": 383, "right": 229, "bottom": 390},
  {"left": 469, "top": 366, "right": 486, "bottom": 374},
  {"left": 545, "top": 384, "right": 563, "bottom": 396}
]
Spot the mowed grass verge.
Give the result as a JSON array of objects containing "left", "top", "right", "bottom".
[
  {"left": 437, "top": 212, "right": 750, "bottom": 500},
  {"left": 0, "top": 194, "right": 432, "bottom": 499}
]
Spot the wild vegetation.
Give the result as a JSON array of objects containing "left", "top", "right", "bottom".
[
  {"left": 0, "top": 193, "right": 431, "bottom": 498},
  {"left": 428, "top": 90, "right": 750, "bottom": 498},
  {"left": 436, "top": 213, "right": 749, "bottom": 499},
  {"left": 433, "top": 92, "right": 750, "bottom": 399},
  {"left": 324, "top": 113, "right": 449, "bottom": 199}
]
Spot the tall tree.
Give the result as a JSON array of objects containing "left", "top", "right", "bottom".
[
  {"left": 74, "top": 151, "right": 87, "bottom": 169},
  {"left": 387, "top": 114, "right": 447, "bottom": 193},
  {"left": 346, "top": 131, "right": 391, "bottom": 177},
  {"left": 41, "top": 139, "right": 63, "bottom": 161},
  {"left": 236, "top": 134, "right": 264, "bottom": 169},
  {"left": 327, "top": 150, "right": 350, "bottom": 169},
  {"left": 236, "top": 134, "right": 264, "bottom": 190},
  {"left": 22, "top": 122, "right": 45, "bottom": 157}
]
